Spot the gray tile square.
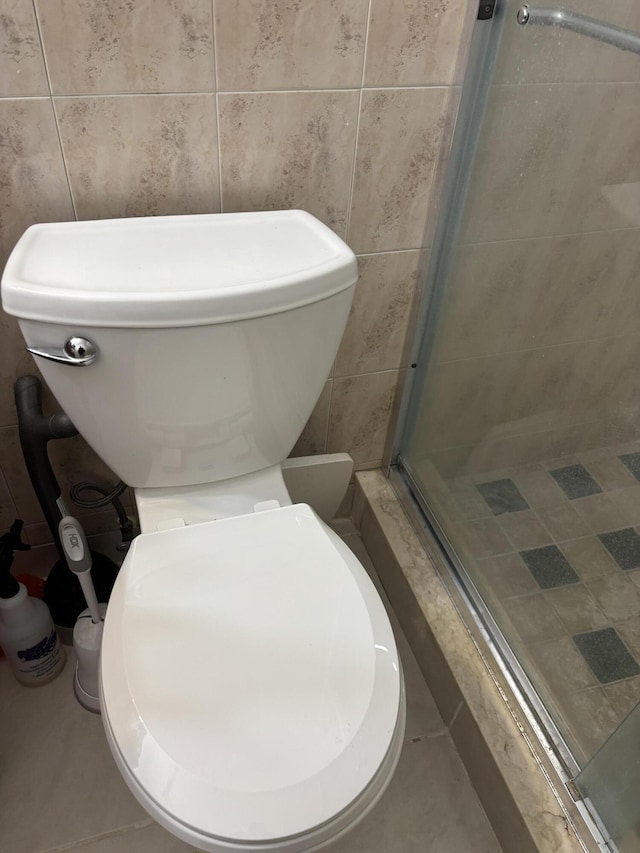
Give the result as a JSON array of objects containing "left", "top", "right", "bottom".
[
  {"left": 476, "top": 478, "right": 529, "bottom": 516},
  {"left": 619, "top": 453, "right": 640, "bottom": 482},
  {"left": 573, "top": 628, "right": 640, "bottom": 684},
  {"left": 598, "top": 528, "right": 640, "bottom": 571},
  {"left": 549, "top": 464, "right": 603, "bottom": 500},
  {"left": 519, "top": 545, "right": 579, "bottom": 589}
]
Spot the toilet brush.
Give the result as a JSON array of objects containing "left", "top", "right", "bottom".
[{"left": 59, "top": 516, "right": 107, "bottom": 713}]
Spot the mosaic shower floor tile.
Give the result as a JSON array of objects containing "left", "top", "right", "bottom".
[
  {"left": 598, "top": 528, "right": 640, "bottom": 571},
  {"left": 476, "top": 478, "right": 529, "bottom": 515},
  {"left": 573, "top": 628, "right": 640, "bottom": 684},
  {"left": 549, "top": 464, "right": 603, "bottom": 501},
  {"left": 519, "top": 544, "right": 579, "bottom": 590}
]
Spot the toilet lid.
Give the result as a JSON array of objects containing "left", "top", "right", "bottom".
[{"left": 100, "top": 504, "right": 401, "bottom": 844}]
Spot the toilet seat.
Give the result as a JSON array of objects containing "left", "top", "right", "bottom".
[{"left": 100, "top": 504, "right": 405, "bottom": 852}]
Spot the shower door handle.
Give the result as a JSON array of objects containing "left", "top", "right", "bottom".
[
  {"left": 517, "top": 6, "right": 640, "bottom": 56},
  {"left": 27, "top": 337, "right": 98, "bottom": 366}
]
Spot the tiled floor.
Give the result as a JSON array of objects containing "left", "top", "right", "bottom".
[
  {"left": 427, "top": 441, "right": 640, "bottom": 766},
  {"left": 0, "top": 532, "right": 501, "bottom": 853}
]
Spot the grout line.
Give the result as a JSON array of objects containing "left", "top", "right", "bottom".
[
  {"left": 343, "top": 0, "right": 373, "bottom": 242},
  {"left": 448, "top": 700, "right": 464, "bottom": 729},
  {"left": 30, "top": 0, "right": 78, "bottom": 220},
  {"left": 211, "top": 0, "right": 224, "bottom": 213},
  {"left": 40, "top": 819, "right": 155, "bottom": 853}
]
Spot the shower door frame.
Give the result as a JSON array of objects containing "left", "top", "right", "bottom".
[{"left": 389, "top": 0, "right": 631, "bottom": 847}]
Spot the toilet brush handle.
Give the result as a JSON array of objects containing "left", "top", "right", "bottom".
[{"left": 59, "top": 515, "right": 103, "bottom": 623}]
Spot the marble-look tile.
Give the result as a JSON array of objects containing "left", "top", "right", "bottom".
[
  {"left": 219, "top": 91, "right": 358, "bottom": 238},
  {"left": 457, "top": 518, "right": 511, "bottom": 559},
  {"left": 509, "top": 466, "right": 567, "bottom": 509},
  {"left": 327, "top": 371, "right": 397, "bottom": 463},
  {"left": 334, "top": 251, "right": 421, "bottom": 377},
  {"left": 545, "top": 584, "right": 609, "bottom": 634},
  {"left": 588, "top": 574, "right": 640, "bottom": 624},
  {"left": 437, "top": 230, "right": 640, "bottom": 362},
  {"left": 214, "top": 0, "right": 368, "bottom": 91},
  {"left": 614, "top": 617, "right": 640, "bottom": 661},
  {"left": 476, "top": 553, "right": 540, "bottom": 599},
  {"left": 0, "top": 314, "right": 46, "bottom": 427},
  {"left": 73, "top": 737, "right": 500, "bottom": 853},
  {"left": 535, "top": 503, "right": 590, "bottom": 542},
  {"left": 580, "top": 449, "right": 640, "bottom": 492},
  {"left": 567, "top": 491, "right": 634, "bottom": 534},
  {"left": 35, "top": 0, "right": 215, "bottom": 94},
  {"left": 559, "top": 687, "right": 622, "bottom": 765},
  {"left": 55, "top": 94, "right": 220, "bottom": 220},
  {"left": 348, "top": 87, "right": 448, "bottom": 253},
  {"left": 0, "top": 650, "right": 147, "bottom": 853},
  {"left": 464, "top": 83, "right": 640, "bottom": 244},
  {"left": 0, "top": 97, "right": 74, "bottom": 263},
  {"left": 0, "top": 0, "right": 48, "bottom": 96},
  {"left": 289, "top": 380, "right": 331, "bottom": 457},
  {"left": 364, "top": 0, "right": 468, "bottom": 87},
  {"left": 528, "top": 636, "right": 598, "bottom": 694},
  {"left": 604, "top": 678, "right": 640, "bottom": 722},
  {"left": 503, "top": 593, "right": 565, "bottom": 644},
  {"left": 357, "top": 470, "right": 596, "bottom": 852},
  {"left": 559, "top": 537, "right": 619, "bottom": 582},
  {"left": 498, "top": 510, "right": 552, "bottom": 551}
]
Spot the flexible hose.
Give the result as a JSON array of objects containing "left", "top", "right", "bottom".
[{"left": 69, "top": 481, "right": 135, "bottom": 551}]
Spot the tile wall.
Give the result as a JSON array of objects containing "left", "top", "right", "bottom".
[
  {"left": 410, "top": 0, "right": 640, "bottom": 478},
  {"left": 0, "top": 0, "right": 472, "bottom": 546}
]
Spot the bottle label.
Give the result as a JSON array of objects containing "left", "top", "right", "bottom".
[{"left": 17, "top": 629, "right": 64, "bottom": 680}]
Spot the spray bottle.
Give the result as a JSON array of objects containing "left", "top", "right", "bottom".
[{"left": 0, "top": 520, "right": 65, "bottom": 685}]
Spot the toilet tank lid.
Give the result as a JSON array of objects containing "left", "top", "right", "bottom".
[{"left": 1, "top": 211, "right": 357, "bottom": 328}]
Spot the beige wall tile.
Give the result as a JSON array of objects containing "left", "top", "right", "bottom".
[
  {"left": 328, "top": 370, "right": 397, "bottom": 463},
  {"left": 290, "top": 380, "right": 331, "bottom": 457},
  {"left": 36, "top": 0, "right": 215, "bottom": 94},
  {"left": 464, "top": 82, "right": 640, "bottom": 244},
  {"left": 214, "top": 0, "right": 368, "bottom": 91},
  {"left": 0, "top": 0, "right": 48, "bottom": 96},
  {"left": 219, "top": 90, "right": 358, "bottom": 237},
  {"left": 0, "top": 97, "right": 74, "bottom": 425},
  {"left": 364, "top": 0, "right": 467, "bottom": 87},
  {"left": 0, "top": 467, "right": 17, "bottom": 530},
  {"left": 348, "top": 87, "right": 448, "bottom": 253},
  {"left": 55, "top": 94, "right": 220, "bottom": 219},
  {"left": 436, "top": 230, "right": 640, "bottom": 362},
  {"left": 335, "top": 250, "right": 421, "bottom": 377}
]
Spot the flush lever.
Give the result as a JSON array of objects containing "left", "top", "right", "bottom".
[{"left": 27, "top": 336, "right": 98, "bottom": 366}]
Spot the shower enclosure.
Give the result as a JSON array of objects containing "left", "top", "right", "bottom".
[{"left": 394, "top": 1, "right": 640, "bottom": 849}]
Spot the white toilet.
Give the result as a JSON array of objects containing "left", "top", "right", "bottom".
[{"left": 1, "top": 211, "right": 406, "bottom": 852}]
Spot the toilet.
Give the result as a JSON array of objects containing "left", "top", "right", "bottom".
[{"left": 1, "top": 211, "right": 406, "bottom": 852}]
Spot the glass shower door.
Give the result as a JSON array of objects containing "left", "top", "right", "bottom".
[{"left": 398, "top": 0, "right": 640, "bottom": 794}]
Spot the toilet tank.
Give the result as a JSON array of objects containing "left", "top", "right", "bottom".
[{"left": 1, "top": 212, "right": 357, "bottom": 488}]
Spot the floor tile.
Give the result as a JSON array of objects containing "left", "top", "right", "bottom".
[
  {"left": 502, "top": 593, "right": 565, "bottom": 644},
  {"left": 619, "top": 452, "right": 640, "bottom": 482},
  {"left": 580, "top": 451, "right": 639, "bottom": 492},
  {"left": 589, "top": 574, "right": 640, "bottom": 623},
  {"left": 476, "top": 553, "right": 540, "bottom": 599},
  {"left": 509, "top": 466, "right": 567, "bottom": 508},
  {"left": 519, "top": 544, "right": 580, "bottom": 590},
  {"left": 573, "top": 628, "right": 640, "bottom": 684},
  {"left": 476, "top": 478, "right": 529, "bottom": 516},
  {"left": 614, "top": 616, "right": 640, "bottom": 659},
  {"left": 0, "top": 651, "right": 147, "bottom": 853},
  {"left": 603, "top": 678, "right": 640, "bottom": 723},
  {"left": 560, "top": 537, "right": 619, "bottom": 581},
  {"left": 598, "top": 528, "right": 640, "bottom": 570},
  {"left": 572, "top": 492, "right": 629, "bottom": 534},
  {"left": 497, "top": 510, "right": 552, "bottom": 550},
  {"left": 457, "top": 518, "right": 512, "bottom": 559},
  {"left": 544, "top": 584, "right": 609, "bottom": 634},
  {"left": 558, "top": 687, "right": 621, "bottom": 764},
  {"left": 549, "top": 464, "right": 603, "bottom": 500},
  {"left": 534, "top": 503, "right": 589, "bottom": 542},
  {"left": 528, "top": 636, "right": 598, "bottom": 694}
]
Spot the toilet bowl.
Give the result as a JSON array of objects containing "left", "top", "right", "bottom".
[
  {"left": 101, "top": 502, "right": 405, "bottom": 851},
  {"left": 1, "top": 210, "right": 407, "bottom": 851}
]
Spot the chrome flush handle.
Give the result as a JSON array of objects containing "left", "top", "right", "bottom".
[{"left": 27, "top": 336, "right": 98, "bottom": 366}]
